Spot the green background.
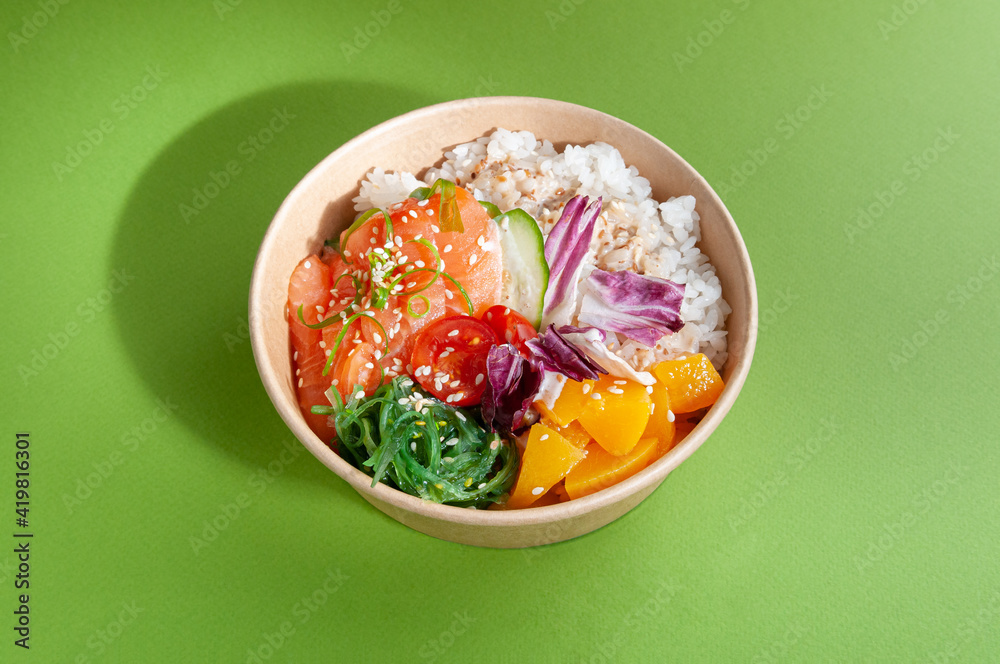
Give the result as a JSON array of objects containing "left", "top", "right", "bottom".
[{"left": 2, "top": 0, "right": 998, "bottom": 661}]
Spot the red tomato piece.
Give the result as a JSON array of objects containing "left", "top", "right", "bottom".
[
  {"left": 410, "top": 316, "right": 499, "bottom": 406},
  {"left": 481, "top": 305, "right": 538, "bottom": 356}
]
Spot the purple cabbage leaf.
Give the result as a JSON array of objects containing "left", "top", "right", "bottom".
[
  {"left": 525, "top": 325, "right": 607, "bottom": 382},
  {"left": 481, "top": 344, "right": 542, "bottom": 433},
  {"left": 541, "top": 195, "right": 603, "bottom": 328},
  {"left": 577, "top": 268, "right": 684, "bottom": 347}
]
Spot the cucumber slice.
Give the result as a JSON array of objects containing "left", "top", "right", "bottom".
[{"left": 494, "top": 208, "right": 549, "bottom": 328}]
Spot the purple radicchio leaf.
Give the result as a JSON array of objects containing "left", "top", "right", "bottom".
[
  {"left": 525, "top": 325, "right": 607, "bottom": 382},
  {"left": 577, "top": 268, "right": 685, "bottom": 347},
  {"left": 542, "top": 195, "right": 603, "bottom": 323},
  {"left": 481, "top": 344, "right": 542, "bottom": 433}
]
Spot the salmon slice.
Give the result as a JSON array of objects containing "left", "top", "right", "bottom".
[{"left": 287, "top": 255, "right": 338, "bottom": 443}]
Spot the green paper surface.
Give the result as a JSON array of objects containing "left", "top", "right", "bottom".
[{"left": 2, "top": 0, "right": 999, "bottom": 661}]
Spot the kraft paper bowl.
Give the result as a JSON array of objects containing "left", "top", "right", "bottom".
[{"left": 249, "top": 96, "right": 757, "bottom": 548}]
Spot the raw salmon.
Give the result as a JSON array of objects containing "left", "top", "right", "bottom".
[
  {"left": 287, "top": 254, "right": 339, "bottom": 443},
  {"left": 289, "top": 185, "right": 503, "bottom": 438}
]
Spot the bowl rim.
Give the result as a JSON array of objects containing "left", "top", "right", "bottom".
[{"left": 249, "top": 96, "right": 757, "bottom": 528}]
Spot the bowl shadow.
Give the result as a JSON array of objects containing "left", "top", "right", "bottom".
[{"left": 109, "top": 80, "right": 435, "bottom": 490}]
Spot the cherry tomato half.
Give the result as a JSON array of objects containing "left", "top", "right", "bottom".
[
  {"left": 410, "top": 316, "right": 499, "bottom": 406},
  {"left": 481, "top": 305, "right": 538, "bottom": 356}
]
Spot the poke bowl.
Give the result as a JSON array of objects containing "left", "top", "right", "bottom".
[{"left": 249, "top": 96, "right": 757, "bottom": 548}]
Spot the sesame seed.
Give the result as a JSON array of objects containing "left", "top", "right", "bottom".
[
  {"left": 364, "top": 362, "right": 375, "bottom": 369},
  {"left": 469, "top": 254, "right": 477, "bottom": 265},
  {"left": 293, "top": 351, "right": 298, "bottom": 361},
  {"left": 409, "top": 210, "right": 418, "bottom": 219},
  {"left": 415, "top": 260, "right": 425, "bottom": 268},
  {"left": 582, "top": 383, "right": 592, "bottom": 394},
  {"left": 475, "top": 373, "right": 484, "bottom": 385},
  {"left": 431, "top": 225, "right": 440, "bottom": 233},
  {"left": 445, "top": 291, "right": 454, "bottom": 300},
  {"left": 304, "top": 260, "right": 311, "bottom": 268},
  {"left": 426, "top": 209, "right": 434, "bottom": 216},
  {"left": 591, "top": 393, "right": 602, "bottom": 400},
  {"left": 373, "top": 333, "right": 382, "bottom": 343},
  {"left": 646, "top": 385, "right": 654, "bottom": 394},
  {"left": 410, "top": 442, "right": 417, "bottom": 452},
  {"left": 325, "top": 349, "right": 332, "bottom": 356},
  {"left": 319, "top": 340, "right": 326, "bottom": 348},
  {"left": 443, "top": 244, "right": 452, "bottom": 253},
  {"left": 489, "top": 440, "right": 498, "bottom": 450},
  {"left": 417, "top": 199, "right": 429, "bottom": 207},
  {"left": 450, "top": 380, "right": 461, "bottom": 388},
  {"left": 344, "top": 250, "right": 351, "bottom": 257},
  {"left": 398, "top": 398, "right": 408, "bottom": 405},
  {"left": 315, "top": 305, "right": 324, "bottom": 313},
  {"left": 503, "top": 308, "right": 510, "bottom": 315},
  {"left": 477, "top": 235, "right": 485, "bottom": 246},
  {"left": 445, "top": 438, "right": 458, "bottom": 446},
  {"left": 333, "top": 379, "right": 339, "bottom": 386},
  {"left": 613, "top": 380, "right": 628, "bottom": 385},
  {"left": 447, "top": 329, "right": 459, "bottom": 337},
  {"left": 445, "top": 346, "right": 454, "bottom": 352},
  {"left": 457, "top": 413, "right": 467, "bottom": 422},
  {"left": 667, "top": 410, "right": 675, "bottom": 422},
  {"left": 369, "top": 237, "right": 376, "bottom": 244},
  {"left": 608, "top": 387, "right": 624, "bottom": 395},
  {"left": 540, "top": 434, "right": 549, "bottom": 441},
  {"left": 295, "top": 369, "right": 300, "bottom": 376},
  {"left": 478, "top": 483, "right": 487, "bottom": 489},
  {"left": 531, "top": 487, "right": 544, "bottom": 496},
  {"left": 298, "top": 378, "right": 303, "bottom": 387}
]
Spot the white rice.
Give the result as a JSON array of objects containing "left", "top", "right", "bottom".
[{"left": 352, "top": 128, "right": 730, "bottom": 370}]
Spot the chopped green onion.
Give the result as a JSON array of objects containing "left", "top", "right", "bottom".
[
  {"left": 296, "top": 273, "right": 363, "bottom": 330},
  {"left": 338, "top": 207, "right": 393, "bottom": 264},
  {"left": 439, "top": 272, "right": 474, "bottom": 315},
  {"left": 408, "top": 186, "right": 431, "bottom": 200},
  {"left": 406, "top": 295, "right": 430, "bottom": 318},
  {"left": 387, "top": 238, "right": 443, "bottom": 296},
  {"left": 427, "top": 179, "right": 463, "bottom": 233},
  {"left": 478, "top": 200, "right": 502, "bottom": 218},
  {"left": 321, "top": 312, "right": 389, "bottom": 376}
]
